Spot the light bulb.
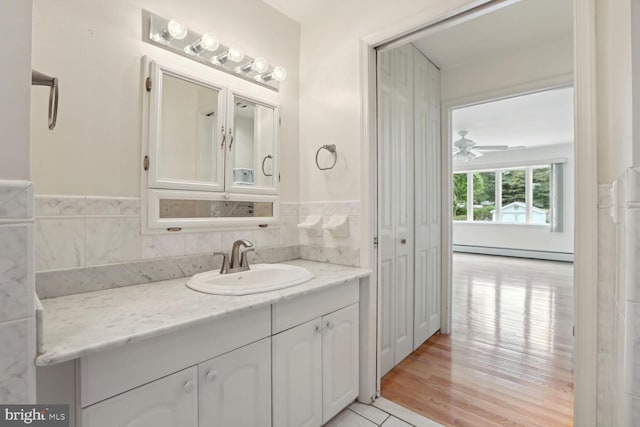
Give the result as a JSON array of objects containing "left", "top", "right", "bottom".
[
  {"left": 240, "top": 57, "right": 269, "bottom": 73},
  {"left": 262, "top": 66, "right": 287, "bottom": 82},
  {"left": 166, "top": 19, "right": 188, "bottom": 40},
  {"left": 186, "top": 32, "right": 219, "bottom": 54},
  {"left": 200, "top": 33, "right": 219, "bottom": 51},
  {"left": 228, "top": 47, "right": 245, "bottom": 62},
  {"left": 272, "top": 66, "right": 287, "bottom": 81},
  {"left": 251, "top": 57, "right": 269, "bottom": 73},
  {"left": 217, "top": 47, "right": 245, "bottom": 64}
]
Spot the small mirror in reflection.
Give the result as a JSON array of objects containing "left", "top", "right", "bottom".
[{"left": 233, "top": 97, "right": 275, "bottom": 188}]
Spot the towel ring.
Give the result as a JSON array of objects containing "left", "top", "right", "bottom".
[
  {"left": 32, "top": 70, "right": 59, "bottom": 130},
  {"left": 261, "top": 155, "right": 273, "bottom": 177},
  {"left": 315, "top": 144, "right": 337, "bottom": 170}
]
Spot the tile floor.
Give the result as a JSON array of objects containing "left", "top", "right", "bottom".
[{"left": 327, "top": 399, "right": 443, "bottom": 427}]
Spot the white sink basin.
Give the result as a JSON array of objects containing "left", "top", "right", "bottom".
[{"left": 186, "top": 263, "right": 314, "bottom": 295}]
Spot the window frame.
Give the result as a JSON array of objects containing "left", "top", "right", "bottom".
[{"left": 453, "top": 164, "right": 557, "bottom": 227}]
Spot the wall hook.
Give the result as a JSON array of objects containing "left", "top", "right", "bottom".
[{"left": 315, "top": 144, "right": 337, "bottom": 170}]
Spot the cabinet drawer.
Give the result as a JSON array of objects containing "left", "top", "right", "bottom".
[
  {"left": 80, "top": 306, "right": 270, "bottom": 407},
  {"left": 271, "top": 280, "right": 359, "bottom": 334}
]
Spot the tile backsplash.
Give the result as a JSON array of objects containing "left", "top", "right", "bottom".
[
  {"left": 34, "top": 196, "right": 301, "bottom": 272},
  {"left": 34, "top": 196, "right": 361, "bottom": 297},
  {"left": 35, "top": 196, "right": 362, "bottom": 272}
]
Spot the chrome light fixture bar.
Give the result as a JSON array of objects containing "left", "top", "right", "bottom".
[{"left": 145, "top": 11, "right": 285, "bottom": 92}]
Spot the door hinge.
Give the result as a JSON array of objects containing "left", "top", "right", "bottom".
[
  {"left": 145, "top": 77, "right": 152, "bottom": 92},
  {"left": 143, "top": 155, "right": 150, "bottom": 171},
  {"left": 572, "top": 325, "right": 575, "bottom": 337},
  {"left": 373, "top": 236, "right": 378, "bottom": 248},
  {"left": 278, "top": 173, "right": 281, "bottom": 182},
  {"left": 279, "top": 117, "right": 282, "bottom": 127}
]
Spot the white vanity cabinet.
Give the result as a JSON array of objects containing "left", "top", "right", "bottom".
[
  {"left": 82, "top": 367, "right": 198, "bottom": 427},
  {"left": 272, "top": 281, "right": 360, "bottom": 427},
  {"left": 198, "top": 338, "right": 271, "bottom": 427},
  {"left": 38, "top": 278, "right": 364, "bottom": 427}
]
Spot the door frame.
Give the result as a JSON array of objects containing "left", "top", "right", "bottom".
[
  {"left": 441, "top": 75, "right": 574, "bottom": 333},
  {"left": 359, "top": 0, "right": 597, "bottom": 424}
]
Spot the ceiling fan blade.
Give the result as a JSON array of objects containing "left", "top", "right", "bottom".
[{"left": 475, "top": 145, "right": 509, "bottom": 150}]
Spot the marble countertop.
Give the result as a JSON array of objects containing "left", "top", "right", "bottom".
[{"left": 36, "top": 260, "right": 370, "bottom": 366}]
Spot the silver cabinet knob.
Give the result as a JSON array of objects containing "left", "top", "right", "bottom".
[
  {"left": 326, "top": 322, "right": 334, "bottom": 330},
  {"left": 183, "top": 381, "right": 195, "bottom": 393},
  {"left": 206, "top": 370, "right": 217, "bottom": 382},
  {"left": 315, "top": 325, "right": 323, "bottom": 334}
]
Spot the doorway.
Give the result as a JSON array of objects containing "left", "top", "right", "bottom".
[{"left": 369, "top": 0, "right": 583, "bottom": 423}]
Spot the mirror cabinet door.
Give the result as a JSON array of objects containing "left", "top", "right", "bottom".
[
  {"left": 151, "top": 67, "right": 226, "bottom": 191},
  {"left": 227, "top": 95, "right": 278, "bottom": 194}
]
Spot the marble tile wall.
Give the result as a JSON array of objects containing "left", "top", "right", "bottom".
[
  {"left": 298, "top": 200, "right": 361, "bottom": 267},
  {"left": 600, "top": 167, "right": 640, "bottom": 426},
  {"left": 35, "top": 196, "right": 300, "bottom": 272},
  {"left": 622, "top": 168, "right": 640, "bottom": 426},
  {"left": 0, "top": 180, "right": 36, "bottom": 403},
  {"left": 34, "top": 195, "right": 302, "bottom": 296}
]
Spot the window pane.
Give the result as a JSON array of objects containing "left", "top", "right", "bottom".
[
  {"left": 532, "top": 167, "right": 551, "bottom": 224},
  {"left": 473, "top": 172, "right": 495, "bottom": 222},
  {"left": 453, "top": 173, "right": 467, "bottom": 220},
  {"left": 501, "top": 169, "right": 526, "bottom": 223}
]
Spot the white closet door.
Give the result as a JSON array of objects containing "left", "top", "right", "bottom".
[
  {"left": 377, "top": 44, "right": 416, "bottom": 376},
  {"left": 377, "top": 48, "right": 396, "bottom": 377},
  {"left": 413, "top": 49, "right": 442, "bottom": 348},
  {"left": 392, "top": 44, "right": 415, "bottom": 365}
]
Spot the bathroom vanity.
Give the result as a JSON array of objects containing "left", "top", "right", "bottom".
[{"left": 36, "top": 260, "right": 370, "bottom": 427}]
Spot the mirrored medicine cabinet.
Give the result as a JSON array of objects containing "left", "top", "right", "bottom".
[{"left": 143, "top": 59, "right": 280, "bottom": 231}]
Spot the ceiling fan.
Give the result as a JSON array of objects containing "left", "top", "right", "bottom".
[{"left": 453, "top": 130, "right": 523, "bottom": 162}]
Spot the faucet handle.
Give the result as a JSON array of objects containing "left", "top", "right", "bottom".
[
  {"left": 213, "top": 251, "right": 229, "bottom": 274},
  {"left": 239, "top": 247, "right": 255, "bottom": 268}
]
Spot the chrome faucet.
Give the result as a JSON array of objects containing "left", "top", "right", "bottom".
[
  {"left": 214, "top": 239, "right": 255, "bottom": 274},
  {"left": 230, "top": 239, "right": 254, "bottom": 270}
]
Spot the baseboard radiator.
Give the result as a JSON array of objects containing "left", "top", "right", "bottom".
[{"left": 453, "top": 245, "right": 574, "bottom": 262}]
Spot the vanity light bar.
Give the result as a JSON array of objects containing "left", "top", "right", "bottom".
[{"left": 145, "top": 11, "right": 285, "bottom": 91}]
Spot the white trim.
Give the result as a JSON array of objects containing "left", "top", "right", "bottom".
[
  {"left": 453, "top": 245, "right": 574, "bottom": 262},
  {"left": 453, "top": 157, "right": 568, "bottom": 172},
  {"left": 360, "top": 0, "right": 597, "bottom": 422},
  {"left": 573, "top": 0, "right": 598, "bottom": 424}
]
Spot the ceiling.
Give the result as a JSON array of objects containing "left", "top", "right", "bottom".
[
  {"left": 412, "top": 0, "right": 573, "bottom": 69},
  {"left": 261, "top": 0, "right": 325, "bottom": 22},
  {"left": 452, "top": 86, "right": 574, "bottom": 149}
]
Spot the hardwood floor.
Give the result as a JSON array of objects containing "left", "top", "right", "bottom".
[{"left": 381, "top": 253, "right": 574, "bottom": 427}]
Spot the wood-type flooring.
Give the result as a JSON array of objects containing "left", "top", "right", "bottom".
[{"left": 381, "top": 253, "right": 574, "bottom": 426}]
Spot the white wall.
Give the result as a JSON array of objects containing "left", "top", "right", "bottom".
[
  {"left": 596, "top": 0, "right": 633, "bottom": 184},
  {"left": 452, "top": 143, "right": 574, "bottom": 254},
  {"left": 298, "top": 0, "right": 491, "bottom": 202},
  {"left": 30, "top": 0, "right": 300, "bottom": 201},
  {"left": 0, "top": 0, "right": 32, "bottom": 180}
]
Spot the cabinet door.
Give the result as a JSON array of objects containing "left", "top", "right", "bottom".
[
  {"left": 82, "top": 367, "right": 197, "bottom": 427},
  {"left": 272, "top": 318, "right": 323, "bottom": 427},
  {"left": 322, "top": 304, "right": 359, "bottom": 423},
  {"left": 199, "top": 338, "right": 271, "bottom": 427}
]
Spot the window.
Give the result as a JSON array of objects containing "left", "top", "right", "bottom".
[
  {"left": 453, "top": 173, "right": 468, "bottom": 221},
  {"left": 473, "top": 172, "right": 495, "bottom": 222},
  {"left": 453, "top": 164, "right": 561, "bottom": 227}
]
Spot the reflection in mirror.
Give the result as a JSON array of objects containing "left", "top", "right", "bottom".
[
  {"left": 159, "top": 74, "right": 220, "bottom": 183},
  {"left": 233, "top": 97, "right": 275, "bottom": 188},
  {"left": 159, "top": 199, "right": 273, "bottom": 218}
]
